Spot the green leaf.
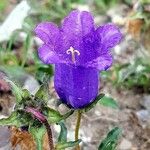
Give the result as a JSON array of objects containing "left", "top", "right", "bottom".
[
  {"left": 5, "top": 78, "right": 23, "bottom": 103},
  {"left": 35, "top": 84, "right": 49, "bottom": 102},
  {"left": 58, "top": 122, "right": 67, "bottom": 143},
  {"left": 22, "top": 89, "right": 32, "bottom": 99},
  {"left": 99, "top": 96, "right": 119, "bottom": 109},
  {"left": 81, "top": 94, "right": 105, "bottom": 112},
  {"left": 43, "top": 107, "right": 63, "bottom": 123},
  {"left": 98, "top": 127, "right": 122, "bottom": 150},
  {"left": 21, "top": 33, "right": 31, "bottom": 67},
  {"left": 0, "top": 111, "right": 22, "bottom": 127},
  {"left": 29, "top": 125, "right": 46, "bottom": 150},
  {"left": 43, "top": 107, "right": 73, "bottom": 124},
  {"left": 55, "top": 140, "right": 81, "bottom": 150},
  {"left": 0, "top": 66, "right": 27, "bottom": 81}
]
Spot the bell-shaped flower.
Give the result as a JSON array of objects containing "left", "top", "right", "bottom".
[{"left": 34, "top": 10, "right": 122, "bottom": 109}]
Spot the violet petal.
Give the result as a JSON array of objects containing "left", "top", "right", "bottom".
[
  {"left": 34, "top": 22, "right": 59, "bottom": 45},
  {"left": 54, "top": 64, "right": 99, "bottom": 109},
  {"left": 38, "top": 44, "right": 65, "bottom": 64},
  {"left": 96, "top": 23, "right": 122, "bottom": 53},
  {"left": 84, "top": 53, "right": 113, "bottom": 71},
  {"left": 61, "top": 10, "right": 95, "bottom": 57}
]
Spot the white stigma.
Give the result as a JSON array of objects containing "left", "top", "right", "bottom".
[{"left": 66, "top": 46, "right": 80, "bottom": 63}]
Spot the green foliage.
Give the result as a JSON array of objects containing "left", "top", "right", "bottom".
[
  {"left": 140, "top": 0, "right": 150, "bottom": 4},
  {"left": 5, "top": 78, "right": 23, "bottom": 103},
  {"left": 43, "top": 107, "right": 74, "bottom": 123},
  {"left": 57, "top": 122, "right": 67, "bottom": 143},
  {"left": 94, "top": 0, "right": 120, "bottom": 12},
  {"left": 99, "top": 96, "right": 119, "bottom": 109},
  {"left": 25, "top": 0, "right": 73, "bottom": 30},
  {"left": 0, "top": 79, "right": 74, "bottom": 149},
  {"left": 102, "top": 58, "right": 150, "bottom": 92},
  {"left": 56, "top": 140, "right": 82, "bottom": 150},
  {"left": 35, "top": 85, "right": 49, "bottom": 102},
  {"left": 35, "top": 64, "right": 53, "bottom": 83},
  {"left": 81, "top": 94, "right": 105, "bottom": 112},
  {"left": 43, "top": 107, "right": 64, "bottom": 123},
  {"left": 21, "top": 33, "right": 32, "bottom": 67},
  {"left": 29, "top": 125, "right": 46, "bottom": 150},
  {"left": 98, "top": 127, "right": 122, "bottom": 150},
  {"left": 0, "top": 0, "right": 8, "bottom": 21},
  {"left": 56, "top": 122, "right": 81, "bottom": 149},
  {"left": 0, "top": 111, "right": 23, "bottom": 127}
]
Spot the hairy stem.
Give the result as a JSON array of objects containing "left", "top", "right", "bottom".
[
  {"left": 44, "top": 121, "right": 54, "bottom": 150},
  {"left": 75, "top": 110, "right": 82, "bottom": 150},
  {"left": 26, "top": 107, "right": 54, "bottom": 150}
]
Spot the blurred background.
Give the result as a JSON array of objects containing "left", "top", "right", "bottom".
[{"left": 0, "top": 0, "right": 150, "bottom": 149}]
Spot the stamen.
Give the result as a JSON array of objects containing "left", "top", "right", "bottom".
[{"left": 66, "top": 46, "right": 80, "bottom": 63}]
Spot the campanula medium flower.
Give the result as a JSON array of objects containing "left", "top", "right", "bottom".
[{"left": 34, "top": 10, "right": 122, "bottom": 109}]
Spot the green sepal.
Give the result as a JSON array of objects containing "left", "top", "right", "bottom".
[
  {"left": 62, "top": 110, "right": 74, "bottom": 120},
  {"left": 98, "top": 127, "right": 122, "bottom": 150},
  {"left": 43, "top": 107, "right": 74, "bottom": 124},
  {"left": 0, "top": 111, "right": 23, "bottom": 127},
  {"left": 29, "top": 125, "right": 46, "bottom": 150},
  {"left": 81, "top": 94, "right": 105, "bottom": 112},
  {"left": 55, "top": 139, "right": 82, "bottom": 150},
  {"left": 99, "top": 96, "right": 119, "bottom": 109},
  {"left": 43, "top": 107, "right": 63, "bottom": 123}
]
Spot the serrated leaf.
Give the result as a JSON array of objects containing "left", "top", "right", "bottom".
[
  {"left": 35, "top": 84, "right": 48, "bottom": 102},
  {"left": 98, "top": 127, "right": 122, "bottom": 150},
  {"left": 99, "top": 96, "right": 119, "bottom": 109},
  {"left": 43, "top": 107, "right": 63, "bottom": 123},
  {"left": 5, "top": 78, "right": 23, "bottom": 103},
  {"left": 0, "top": 111, "right": 22, "bottom": 127},
  {"left": 22, "top": 89, "right": 32, "bottom": 99},
  {"left": 29, "top": 125, "right": 46, "bottom": 150},
  {"left": 81, "top": 94, "right": 105, "bottom": 112},
  {"left": 58, "top": 122, "right": 67, "bottom": 143},
  {"left": 55, "top": 140, "right": 81, "bottom": 150}
]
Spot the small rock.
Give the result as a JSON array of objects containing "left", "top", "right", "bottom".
[
  {"left": 0, "top": 127, "right": 10, "bottom": 148},
  {"left": 23, "top": 75, "right": 40, "bottom": 95},
  {"left": 142, "top": 95, "right": 150, "bottom": 110},
  {"left": 119, "top": 138, "right": 132, "bottom": 150},
  {"left": 136, "top": 109, "right": 150, "bottom": 122}
]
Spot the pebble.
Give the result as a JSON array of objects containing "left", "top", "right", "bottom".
[{"left": 119, "top": 138, "right": 132, "bottom": 150}]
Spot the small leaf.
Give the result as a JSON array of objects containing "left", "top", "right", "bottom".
[
  {"left": 55, "top": 140, "right": 81, "bottom": 150},
  {"left": 98, "top": 127, "right": 122, "bottom": 150},
  {"left": 58, "top": 122, "right": 67, "bottom": 143},
  {"left": 22, "top": 89, "right": 32, "bottom": 99},
  {"left": 5, "top": 78, "right": 23, "bottom": 103},
  {"left": 0, "top": 111, "right": 22, "bottom": 127},
  {"left": 35, "top": 84, "right": 49, "bottom": 102},
  {"left": 99, "top": 96, "right": 119, "bottom": 109},
  {"left": 29, "top": 125, "right": 46, "bottom": 150},
  {"left": 43, "top": 107, "right": 63, "bottom": 123},
  {"left": 81, "top": 94, "right": 105, "bottom": 112}
]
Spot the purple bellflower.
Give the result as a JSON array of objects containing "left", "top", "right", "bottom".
[{"left": 34, "top": 10, "right": 122, "bottom": 109}]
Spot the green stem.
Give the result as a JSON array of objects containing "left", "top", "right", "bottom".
[{"left": 75, "top": 110, "right": 82, "bottom": 150}]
